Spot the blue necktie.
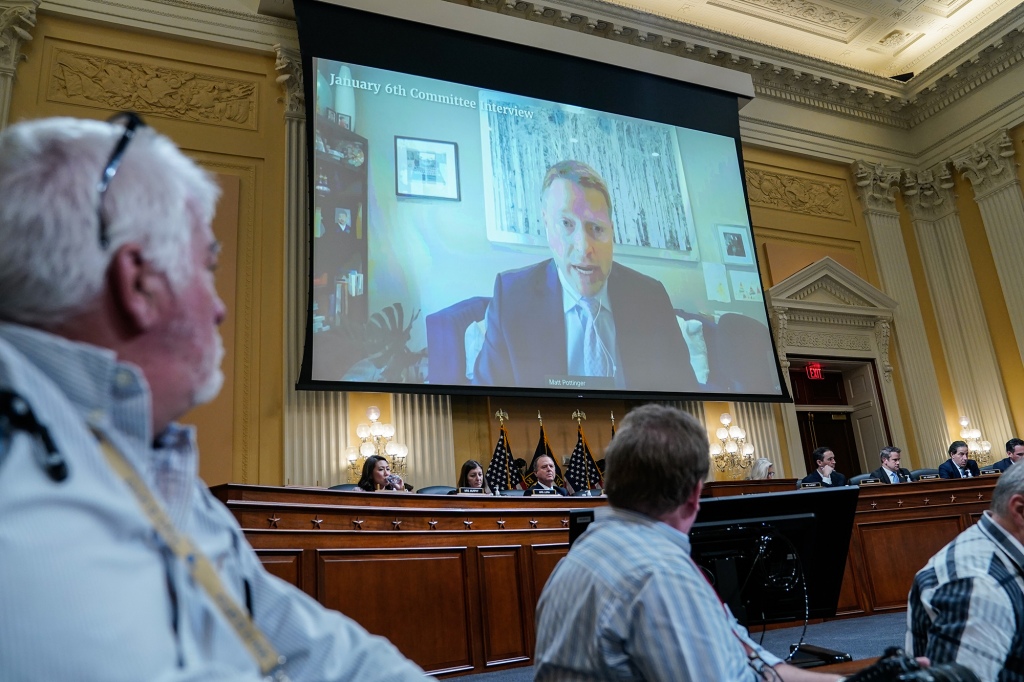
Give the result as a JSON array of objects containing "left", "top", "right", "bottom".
[
  {"left": 580, "top": 298, "right": 611, "bottom": 377},
  {"left": 890, "top": 470, "right": 898, "bottom": 484}
]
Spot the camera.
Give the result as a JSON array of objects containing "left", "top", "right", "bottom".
[{"left": 846, "top": 647, "right": 980, "bottom": 682}]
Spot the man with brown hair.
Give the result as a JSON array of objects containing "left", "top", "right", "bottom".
[{"left": 534, "top": 404, "right": 844, "bottom": 681}]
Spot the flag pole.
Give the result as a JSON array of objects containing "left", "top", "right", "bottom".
[
  {"left": 495, "top": 409, "right": 510, "bottom": 489},
  {"left": 572, "top": 410, "right": 588, "bottom": 489}
]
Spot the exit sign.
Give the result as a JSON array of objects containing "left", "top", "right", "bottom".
[{"left": 805, "top": 363, "right": 824, "bottom": 380}]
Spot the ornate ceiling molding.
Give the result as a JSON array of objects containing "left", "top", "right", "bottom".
[{"left": 449, "top": 0, "right": 1024, "bottom": 130}]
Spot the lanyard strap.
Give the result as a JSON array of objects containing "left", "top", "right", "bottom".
[{"left": 96, "top": 434, "right": 286, "bottom": 679}]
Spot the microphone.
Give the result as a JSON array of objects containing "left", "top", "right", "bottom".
[{"left": 0, "top": 389, "right": 68, "bottom": 482}]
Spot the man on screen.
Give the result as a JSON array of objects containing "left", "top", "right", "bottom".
[{"left": 473, "top": 160, "right": 698, "bottom": 392}]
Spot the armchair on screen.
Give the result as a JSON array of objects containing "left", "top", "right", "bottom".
[{"left": 424, "top": 296, "right": 490, "bottom": 385}]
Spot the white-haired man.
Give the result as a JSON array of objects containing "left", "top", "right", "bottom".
[{"left": 0, "top": 115, "right": 426, "bottom": 681}]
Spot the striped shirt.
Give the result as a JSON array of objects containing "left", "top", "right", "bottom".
[
  {"left": 534, "top": 506, "right": 783, "bottom": 681},
  {"left": 0, "top": 323, "right": 427, "bottom": 682},
  {"left": 907, "top": 511, "right": 1024, "bottom": 681}
]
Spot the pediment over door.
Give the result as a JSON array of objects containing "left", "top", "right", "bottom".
[{"left": 766, "top": 257, "right": 898, "bottom": 383}]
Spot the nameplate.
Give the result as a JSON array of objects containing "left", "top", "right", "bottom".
[
  {"left": 980, "top": 469, "right": 1001, "bottom": 476},
  {"left": 917, "top": 473, "right": 939, "bottom": 480},
  {"left": 458, "top": 487, "right": 485, "bottom": 494},
  {"left": 531, "top": 488, "right": 558, "bottom": 495},
  {"left": 799, "top": 482, "right": 821, "bottom": 488},
  {"left": 858, "top": 478, "right": 881, "bottom": 486}
]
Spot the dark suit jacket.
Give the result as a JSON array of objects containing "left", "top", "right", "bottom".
[
  {"left": 869, "top": 466, "right": 912, "bottom": 483},
  {"left": 473, "top": 259, "right": 698, "bottom": 391},
  {"left": 991, "top": 457, "right": 1014, "bottom": 472},
  {"left": 800, "top": 470, "right": 847, "bottom": 487},
  {"left": 938, "top": 458, "right": 981, "bottom": 479},
  {"left": 525, "top": 483, "right": 568, "bottom": 496}
]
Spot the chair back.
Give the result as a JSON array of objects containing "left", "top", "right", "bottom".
[
  {"left": 416, "top": 485, "right": 457, "bottom": 495},
  {"left": 909, "top": 468, "right": 940, "bottom": 481},
  {"left": 328, "top": 483, "right": 361, "bottom": 491},
  {"left": 849, "top": 473, "right": 880, "bottom": 486},
  {"left": 498, "top": 488, "right": 526, "bottom": 496}
]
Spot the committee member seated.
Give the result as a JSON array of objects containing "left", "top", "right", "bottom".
[
  {"left": 0, "top": 115, "right": 426, "bottom": 680},
  {"left": 938, "top": 440, "right": 980, "bottom": 479},
  {"left": 525, "top": 454, "right": 568, "bottom": 496},
  {"left": 800, "top": 447, "right": 847, "bottom": 487},
  {"left": 908, "top": 462, "right": 1024, "bottom": 681},
  {"left": 991, "top": 437, "right": 1024, "bottom": 472},
  {"left": 534, "top": 405, "right": 844, "bottom": 681},
  {"left": 358, "top": 455, "right": 406, "bottom": 492},
  {"left": 472, "top": 160, "right": 698, "bottom": 392},
  {"left": 456, "top": 459, "right": 491, "bottom": 493},
  {"left": 870, "top": 446, "right": 911, "bottom": 484},
  {"left": 745, "top": 457, "right": 775, "bottom": 480}
]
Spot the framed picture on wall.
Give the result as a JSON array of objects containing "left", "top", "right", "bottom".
[
  {"left": 339, "top": 113, "right": 352, "bottom": 130},
  {"left": 395, "top": 136, "right": 461, "bottom": 200},
  {"left": 717, "top": 224, "right": 754, "bottom": 266},
  {"left": 326, "top": 108, "right": 337, "bottom": 124}
]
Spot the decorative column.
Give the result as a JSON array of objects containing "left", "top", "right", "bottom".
[
  {"left": 0, "top": 0, "right": 39, "bottom": 130},
  {"left": 392, "top": 393, "right": 455, "bottom": 488},
  {"left": 852, "top": 161, "right": 949, "bottom": 461},
  {"left": 276, "top": 45, "right": 349, "bottom": 487},
  {"left": 952, "top": 130, "right": 1024, "bottom": 369},
  {"left": 732, "top": 401, "right": 782, "bottom": 471},
  {"left": 903, "top": 162, "right": 1013, "bottom": 448}
]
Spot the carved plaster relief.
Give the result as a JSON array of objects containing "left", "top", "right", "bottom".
[
  {"left": 707, "top": 0, "right": 869, "bottom": 42},
  {"left": 47, "top": 48, "right": 258, "bottom": 129},
  {"left": 745, "top": 168, "right": 848, "bottom": 218}
]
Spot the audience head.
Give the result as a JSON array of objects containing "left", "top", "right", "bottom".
[
  {"left": 1005, "top": 438, "right": 1024, "bottom": 463},
  {"left": 990, "top": 462, "right": 1024, "bottom": 542},
  {"left": 458, "top": 459, "right": 485, "bottom": 489},
  {"left": 358, "top": 455, "right": 392, "bottom": 491},
  {"left": 812, "top": 446, "right": 836, "bottom": 470},
  {"left": 880, "top": 446, "right": 902, "bottom": 472},
  {"left": 540, "top": 160, "right": 614, "bottom": 298},
  {"left": 746, "top": 458, "right": 774, "bottom": 480},
  {"left": 604, "top": 404, "right": 709, "bottom": 520},
  {"left": 0, "top": 115, "right": 224, "bottom": 433},
  {"left": 533, "top": 454, "right": 557, "bottom": 487},
  {"left": 948, "top": 440, "right": 969, "bottom": 467}
]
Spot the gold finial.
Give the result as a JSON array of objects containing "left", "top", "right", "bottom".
[
  {"left": 494, "top": 409, "right": 509, "bottom": 426},
  {"left": 538, "top": 411, "right": 543, "bottom": 426},
  {"left": 610, "top": 411, "right": 615, "bottom": 427},
  {"left": 572, "top": 409, "right": 587, "bottom": 424}
]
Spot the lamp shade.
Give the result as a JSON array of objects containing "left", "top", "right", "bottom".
[
  {"left": 367, "top": 405, "right": 381, "bottom": 422},
  {"left": 359, "top": 442, "right": 375, "bottom": 457},
  {"left": 356, "top": 423, "right": 370, "bottom": 439}
]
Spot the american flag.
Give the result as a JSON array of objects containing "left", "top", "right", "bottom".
[
  {"left": 565, "top": 424, "right": 604, "bottom": 492},
  {"left": 485, "top": 426, "right": 526, "bottom": 492},
  {"left": 524, "top": 423, "right": 567, "bottom": 489}
]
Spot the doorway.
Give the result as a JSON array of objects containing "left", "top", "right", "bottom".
[{"left": 790, "top": 358, "right": 891, "bottom": 478}]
